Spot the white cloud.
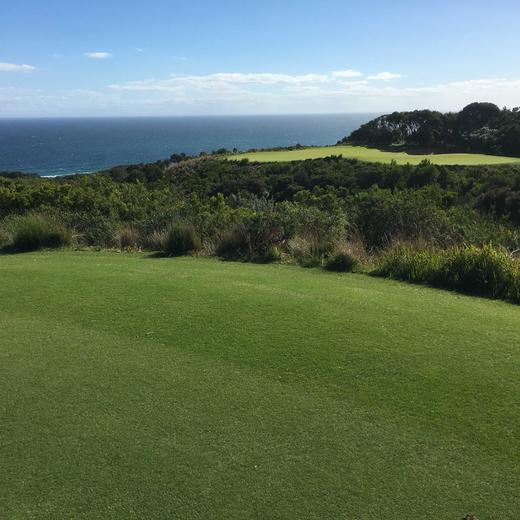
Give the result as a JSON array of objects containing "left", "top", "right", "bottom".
[
  {"left": 0, "top": 62, "right": 36, "bottom": 72},
  {"left": 84, "top": 52, "right": 112, "bottom": 59},
  {"left": 109, "top": 72, "right": 336, "bottom": 94},
  {"left": 332, "top": 69, "right": 363, "bottom": 79},
  {"left": 2, "top": 70, "right": 520, "bottom": 117},
  {"left": 367, "top": 72, "right": 402, "bottom": 81},
  {"left": 105, "top": 74, "right": 520, "bottom": 115}
]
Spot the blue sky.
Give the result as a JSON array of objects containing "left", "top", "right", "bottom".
[{"left": 1, "top": 0, "right": 519, "bottom": 117}]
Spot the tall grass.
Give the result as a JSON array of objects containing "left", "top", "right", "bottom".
[
  {"left": 162, "top": 222, "right": 201, "bottom": 256},
  {"left": 0, "top": 228, "right": 9, "bottom": 249},
  {"left": 115, "top": 226, "right": 144, "bottom": 251},
  {"left": 374, "top": 243, "right": 442, "bottom": 281},
  {"left": 215, "top": 213, "right": 288, "bottom": 262},
  {"left": 439, "top": 245, "right": 518, "bottom": 299},
  {"left": 375, "top": 243, "right": 520, "bottom": 303},
  {"left": 4, "top": 214, "right": 72, "bottom": 252},
  {"left": 215, "top": 227, "right": 250, "bottom": 260},
  {"left": 142, "top": 229, "right": 169, "bottom": 252},
  {"left": 287, "top": 234, "right": 335, "bottom": 267},
  {"left": 324, "top": 240, "right": 366, "bottom": 273}
]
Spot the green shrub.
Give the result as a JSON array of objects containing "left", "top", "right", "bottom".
[
  {"left": 142, "top": 229, "right": 168, "bottom": 252},
  {"left": 508, "top": 261, "right": 520, "bottom": 302},
  {"left": 374, "top": 243, "right": 520, "bottom": 303},
  {"left": 439, "top": 245, "right": 515, "bottom": 298},
  {"left": 0, "top": 228, "right": 9, "bottom": 249},
  {"left": 374, "top": 243, "right": 442, "bottom": 282},
  {"left": 215, "top": 212, "right": 289, "bottom": 262},
  {"left": 163, "top": 222, "right": 201, "bottom": 256},
  {"left": 352, "top": 188, "right": 451, "bottom": 249},
  {"left": 287, "top": 234, "right": 335, "bottom": 267},
  {"left": 264, "top": 245, "right": 281, "bottom": 263},
  {"left": 8, "top": 214, "right": 71, "bottom": 252},
  {"left": 215, "top": 227, "right": 249, "bottom": 260},
  {"left": 115, "top": 226, "right": 144, "bottom": 250},
  {"left": 325, "top": 251, "right": 357, "bottom": 272},
  {"left": 61, "top": 211, "right": 118, "bottom": 248},
  {"left": 283, "top": 203, "right": 348, "bottom": 244},
  {"left": 324, "top": 245, "right": 359, "bottom": 272}
]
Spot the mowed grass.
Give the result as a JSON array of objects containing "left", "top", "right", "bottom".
[
  {"left": 1, "top": 251, "right": 519, "bottom": 519},
  {"left": 228, "top": 144, "right": 520, "bottom": 165}
]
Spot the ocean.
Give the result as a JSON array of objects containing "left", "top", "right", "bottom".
[{"left": 0, "top": 113, "right": 374, "bottom": 177}]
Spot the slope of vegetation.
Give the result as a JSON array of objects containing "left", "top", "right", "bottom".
[
  {"left": 1, "top": 251, "right": 519, "bottom": 519},
  {"left": 2, "top": 155, "right": 520, "bottom": 302},
  {"left": 227, "top": 144, "right": 520, "bottom": 165}
]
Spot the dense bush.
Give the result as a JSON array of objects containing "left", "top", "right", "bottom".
[
  {"left": 287, "top": 234, "right": 335, "bottom": 267},
  {"left": 439, "top": 245, "right": 519, "bottom": 299},
  {"left": 115, "top": 226, "right": 144, "bottom": 250},
  {"left": 374, "top": 243, "right": 442, "bottom": 282},
  {"left": 324, "top": 242, "right": 364, "bottom": 272},
  {"left": 324, "top": 250, "right": 358, "bottom": 272},
  {"left": 0, "top": 228, "right": 9, "bottom": 248},
  {"left": 48, "top": 211, "right": 120, "bottom": 248},
  {"left": 1, "top": 152, "right": 520, "bottom": 305},
  {"left": 215, "top": 210, "right": 290, "bottom": 262},
  {"left": 4, "top": 214, "right": 72, "bottom": 252},
  {"left": 215, "top": 227, "right": 250, "bottom": 260},
  {"left": 375, "top": 243, "right": 520, "bottom": 303},
  {"left": 351, "top": 188, "right": 453, "bottom": 249},
  {"left": 162, "top": 222, "right": 201, "bottom": 256},
  {"left": 142, "top": 229, "right": 168, "bottom": 252},
  {"left": 3, "top": 158, "right": 520, "bottom": 228}
]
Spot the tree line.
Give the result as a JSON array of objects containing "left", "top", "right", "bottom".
[{"left": 341, "top": 102, "right": 520, "bottom": 157}]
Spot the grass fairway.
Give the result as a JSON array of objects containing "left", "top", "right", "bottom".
[
  {"left": 1, "top": 251, "right": 519, "bottom": 519},
  {"left": 228, "top": 145, "right": 520, "bottom": 165}
]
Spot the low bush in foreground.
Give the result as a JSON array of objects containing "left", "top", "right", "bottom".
[
  {"left": 4, "top": 214, "right": 72, "bottom": 252},
  {"left": 215, "top": 227, "right": 249, "bottom": 260},
  {"left": 375, "top": 243, "right": 520, "bottom": 303},
  {"left": 440, "top": 245, "right": 518, "bottom": 299},
  {"left": 162, "top": 222, "right": 201, "bottom": 256},
  {"left": 373, "top": 243, "right": 442, "bottom": 281},
  {"left": 216, "top": 212, "right": 289, "bottom": 262},
  {"left": 115, "top": 226, "right": 144, "bottom": 251},
  {"left": 324, "top": 242, "right": 364, "bottom": 272},
  {"left": 0, "top": 228, "right": 9, "bottom": 249},
  {"left": 325, "top": 251, "right": 357, "bottom": 272},
  {"left": 287, "top": 234, "right": 335, "bottom": 267}
]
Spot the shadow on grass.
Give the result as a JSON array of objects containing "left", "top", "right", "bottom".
[
  {"left": 0, "top": 245, "right": 27, "bottom": 255},
  {"left": 348, "top": 143, "right": 469, "bottom": 155},
  {"left": 344, "top": 142, "right": 520, "bottom": 158}
]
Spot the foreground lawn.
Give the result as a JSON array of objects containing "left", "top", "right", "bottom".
[
  {"left": 1, "top": 251, "right": 519, "bottom": 519},
  {"left": 228, "top": 144, "right": 520, "bottom": 165}
]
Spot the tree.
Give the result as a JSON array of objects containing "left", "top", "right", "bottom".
[{"left": 456, "top": 102, "right": 501, "bottom": 132}]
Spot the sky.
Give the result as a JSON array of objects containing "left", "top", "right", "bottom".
[{"left": 1, "top": 0, "right": 519, "bottom": 117}]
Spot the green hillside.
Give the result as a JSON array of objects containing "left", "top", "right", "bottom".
[{"left": 1, "top": 251, "right": 519, "bottom": 519}]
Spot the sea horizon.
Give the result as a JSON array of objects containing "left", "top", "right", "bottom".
[
  {"left": 0, "top": 111, "right": 377, "bottom": 120},
  {"left": 0, "top": 113, "right": 376, "bottom": 177}
]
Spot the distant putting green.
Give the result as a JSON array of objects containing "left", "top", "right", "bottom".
[
  {"left": 229, "top": 145, "right": 520, "bottom": 165},
  {"left": 1, "top": 252, "right": 519, "bottom": 519}
]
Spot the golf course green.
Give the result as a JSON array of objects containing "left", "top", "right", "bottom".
[
  {"left": 1, "top": 251, "right": 519, "bottom": 519},
  {"left": 228, "top": 145, "right": 520, "bottom": 165}
]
